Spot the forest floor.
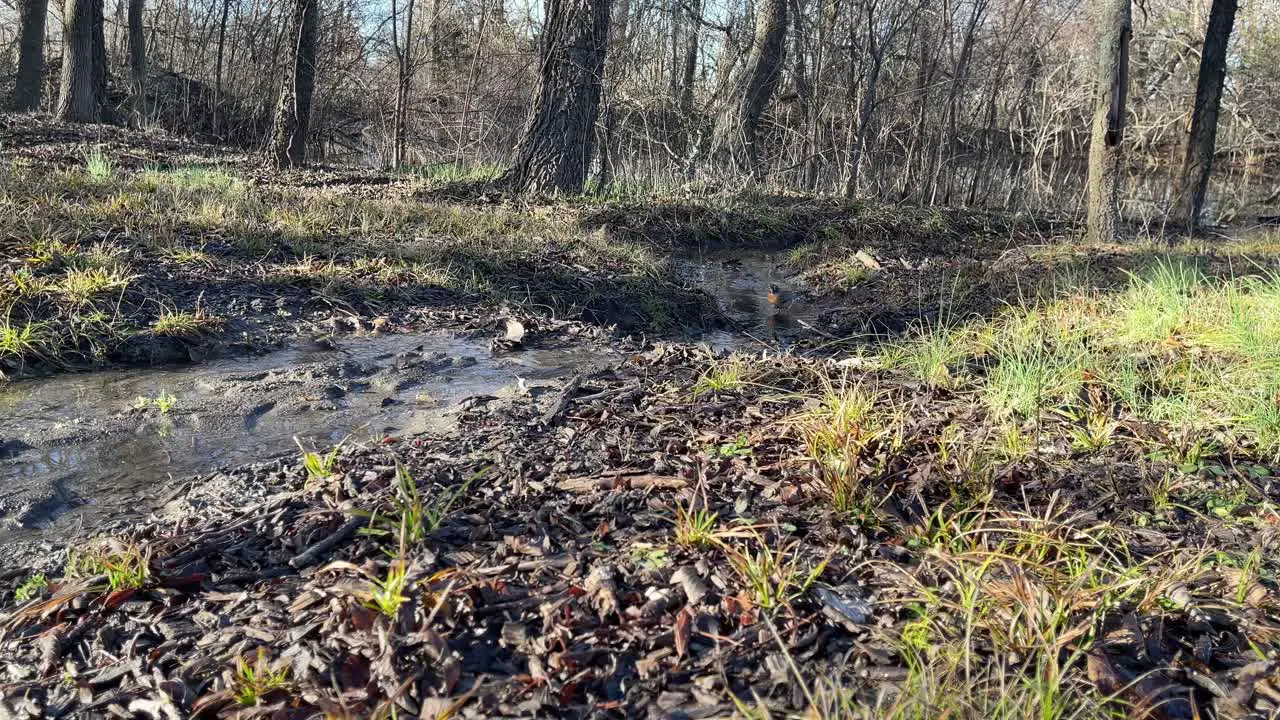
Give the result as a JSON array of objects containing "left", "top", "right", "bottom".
[{"left": 3, "top": 116, "right": 1280, "bottom": 719}]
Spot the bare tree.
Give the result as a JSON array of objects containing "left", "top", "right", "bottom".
[
  {"left": 13, "top": 0, "right": 1279, "bottom": 223},
  {"left": 843, "top": 0, "right": 922, "bottom": 198},
  {"left": 268, "top": 0, "right": 320, "bottom": 167},
  {"left": 1085, "top": 0, "right": 1131, "bottom": 243},
  {"left": 712, "top": 0, "right": 787, "bottom": 180},
  {"left": 390, "top": 0, "right": 418, "bottom": 166},
  {"left": 56, "top": 0, "right": 108, "bottom": 123},
  {"left": 13, "top": 0, "right": 49, "bottom": 111},
  {"left": 1175, "top": 0, "right": 1238, "bottom": 231},
  {"left": 504, "top": 0, "right": 612, "bottom": 194},
  {"left": 213, "top": 0, "right": 231, "bottom": 135},
  {"left": 127, "top": 0, "right": 147, "bottom": 124},
  {"left": 596, "top": 0, "right": 632, "bottom": 189}
]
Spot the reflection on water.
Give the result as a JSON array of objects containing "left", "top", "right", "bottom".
[
  {"left": 0, "top": 250, "right": 822, "bottom": 539},
  {"left": 0, "top": 333, "right": 612, "bottom": 538},
  {"left": 676, "top": 250, "right": 820, "bottom": 351}
]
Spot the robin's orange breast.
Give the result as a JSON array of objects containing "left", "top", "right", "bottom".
[{"left": 767, "top": 288, "right": 781, "bottom": 305}]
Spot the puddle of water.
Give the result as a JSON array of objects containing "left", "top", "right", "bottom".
[
  {"left": 0, "top": 249, "right": 816, "bottom": 542},
  {"left": 0, "top": 332, "right": 610, "bottom": 540},
  {"left": 675, "top": 250, "right": 822, "bottom": 351}
]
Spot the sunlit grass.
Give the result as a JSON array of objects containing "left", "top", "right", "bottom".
[
  {"left": 55, "top": 266, "right": 135, "bottom": 304},
  {"left": 0, "top": 154, "right": 705, "bottom": 369},
  {"left": 232, "top": 648, "right": 290, "bottom": 706},
  {"left": 724, "top": 532, "right": 829, "bottom": 613},
  {"left": 821, "top": 253, "right": 876, "bottom": 288},
  {"left": 141, "top": 164, "right": 244, "bottom": 195},
  {"left": 0, "top": 318, "right": 48, "bottom": 360},
  {"left": 405, "top": 161, "right": 504, "bottom": 184},
  {"left": 82, "top": 146, "right": 113, "bottom": 180},
  {"left": 151, "top": 304, "right": 223, "bottom": 336},
  {"left": 870, "top": 253, "right": 1280, "bottom": 463},
  {"left": 694, "top": 358, "right": 749, "bottom": 395},
  {"left": 65, "top": 540, "right": 150, "bottom": 591},
  {"left": 792, "top": 377, "right": 902, "bottom": 515},
  {"left": 982, "top": 344, "right": 1084, "bottom": 419},
  {"left": 891, "top": 322, "right": 970, "bottom": 388},
  {"left": 771, "top": 505, "right": 1209, "bottom": 720},
  {"left": 156, "top": 242, "right": 215, "bottom": 267}
]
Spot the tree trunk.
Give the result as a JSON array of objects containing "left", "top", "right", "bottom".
[
  {"left": 1175, "top": 0, "right": 1238, "bottom": 232},
  {"left": 504, "top": 0, "right": 611, "bottom": 195},
  {"left": 392, "top": 0, "right": 415, "bottom": 167},
  {"left": 596, "top": 0, "right": 631, "bottom": 190},
  {"left": 56, "top": 0, "right": 108, "bottom": 123},
  {"left": 127, "top": 0, "right": 146, "bottom": 124},
  {"left": 674, "top": 0, "right": 699, "bottom": 159},
  {"left": 712, "top": 0, "right": 787, "bottom": 180},
  {"left": 13, "top": 0, "right": 49, "bottom": 111},
  {"left": 213, "top": 0, "right": 230, "bottom": 135},
  {"left": 1085, "top": 0, "right": 1131, "bottom": 244},
  {"left": 268, "top": 0, "right": 320, "bottom": 168},
  {"left": 845, "top": 44, "right": 884, "bottom": 198}
]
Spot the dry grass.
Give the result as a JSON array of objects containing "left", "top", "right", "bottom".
[{"left": 0, "top": 153, "right": 709, "bottom": 371}]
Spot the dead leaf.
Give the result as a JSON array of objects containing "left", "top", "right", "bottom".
[
  {"left": 674, "top": 606, "right": 693, "bottom": 659},
  {"left": 1087, "top": 652, "right": 1122, "bottom": 696}
]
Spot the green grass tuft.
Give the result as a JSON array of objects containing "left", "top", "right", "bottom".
[
  {"left": 13, "top": 574, "right": 47, "bottom": 602},
  {"left": 233, "top": 648, "right": 290, "bottom": 706},
  {"left": 82, "top": 146, "right": 113, "bottom": 180},
  {"left": 66, "top": 541, "right": 150, "bottom": 591}
]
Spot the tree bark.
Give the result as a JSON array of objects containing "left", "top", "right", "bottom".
[
  {"left": 127, "top": 0, "right": 146, "bottom": 124},
  {"left": 504, "top": 0, "right": 611, "bottom": 195},
  {"left": 1085, "top": 0, "right": 1131, "bottom": 244},
  {"left": 673, "top": 0, "right": 700, "bottom": 158},
  {"left": 394, "top": 0, "right": 415, "bottom": 167},
  {"left": 596, "top": 0, "right": 631, "bottom": 190},
  {"left": 268, "top": 0, "right": 320, "bottom": 168},
  {"left": 213, "top": 0, "right": 230, "bottom": 135},
  {"left": 13, "top": 0, "right": 49, "bottom": 111},
  {"left": 1175, "top": 0, "right": 1238, "bottom": 232},
  {"left": 56, "top": 0, "right": 108, "bottom": 123},
  {"left": 712, "top": 0, "right": 787, "bottom": 180},
  {"left": 845, "top": 42, "right": 884, "bottom": 198}
]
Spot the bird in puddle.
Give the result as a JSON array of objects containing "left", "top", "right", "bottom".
[{"left": 767, "top": 283, "right": 799, "bottom": 311}]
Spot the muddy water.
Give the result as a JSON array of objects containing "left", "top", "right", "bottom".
[
  {"left": 0, "top": 333, "right": 611, "bottom": 540},
  {"left": 0, "top": 252, "right": 821, "bottom": 542},
  {"left": 675, "top": 250, "right": 822, "bottom": 350}
]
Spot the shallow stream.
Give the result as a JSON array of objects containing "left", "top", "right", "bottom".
[{"left": 0, "top": 252, "right": 817, "bottom": 542}]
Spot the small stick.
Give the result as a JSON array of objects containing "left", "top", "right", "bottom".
[
  {"left": 540, "top": 373, "right": 584, "bottom": 426},
  {"left": 795, "top": 318, "right": 839, "bottom": 340},
  {"left": 556, "top": 474, "right": 688, "bottom": 493},
  {"left": 289, "top": 516, "right": 363, "bottom": 569}
]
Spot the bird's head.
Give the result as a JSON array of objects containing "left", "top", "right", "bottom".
[{"left": 768, "top": 283, "right": 780, "bottom": 294}]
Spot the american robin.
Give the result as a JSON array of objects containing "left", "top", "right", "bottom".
[{"left": 767, "top": 283, "right": 798, "bottom": 310}]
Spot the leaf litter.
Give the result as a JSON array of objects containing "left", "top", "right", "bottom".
[{"left": 1, "top": 340, "right": 1279, "bottom": 719}]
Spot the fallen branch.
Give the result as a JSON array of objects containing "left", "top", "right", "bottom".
[
  {"left": 795, "top": 318, "right": 838, "bottom": 340},
  {"left": 289, "top": 516, "right": 363, "bottom": 569},
  {"left": 555, "top": 474, "right": 688, "bottom": 493},
  {"left": 540, "top": 373, "right": 584, "bottom": 426}
]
